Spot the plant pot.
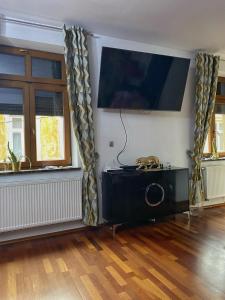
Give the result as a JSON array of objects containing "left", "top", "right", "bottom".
[{"left": 12, "top": 162, "right": 21, "bottom": 172}]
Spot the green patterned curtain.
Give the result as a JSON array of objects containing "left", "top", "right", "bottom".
[
  {"left": 63, "top": 26, "right": 98, "bottom": 226},
  {"left": 189, "top": 53, "right": 220, "bottom": 206}
]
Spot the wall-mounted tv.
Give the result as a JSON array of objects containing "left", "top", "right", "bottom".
[{"left": 97, "top": 47, "right": 190, "bottom": 111}]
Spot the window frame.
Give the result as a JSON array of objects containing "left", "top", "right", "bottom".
[
  {"left": 29, "top": 49, "right": 67, "bottom": 85},
  {"left": 204, "top": 76, "right": 225, "bottom": 158},
  {"left": 30, "top": 83, "right": 71, "bottom": 168},
  {"left": 0, "top": 46, "right": 29, "bottom": 82},
  {"left": 0, "top": 45, "right": 67, "bottom": 85},
  {"left": 0, "top": 80, "right": 31, "bottom": 169},
  {"left": 0, "top": 46, "right": 71, "bottom": 170}
]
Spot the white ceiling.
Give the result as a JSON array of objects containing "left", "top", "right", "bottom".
[{"left": 1, "top": 0, "right": 225, "bottom": 52}]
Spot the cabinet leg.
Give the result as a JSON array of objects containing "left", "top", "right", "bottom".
[
  {"left": 187, "top": 211, "right": 191, "bottom": 224},
  {"left": 112, "top": 224, "right": 123, "bottom": 238}
]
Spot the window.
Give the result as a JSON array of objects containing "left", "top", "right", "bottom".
[
  {"left": 0, "top": 46, "right": 71, "bottom": 169},
  {"left": 204, "top": 77, "right": 225, "bottom": 157}
]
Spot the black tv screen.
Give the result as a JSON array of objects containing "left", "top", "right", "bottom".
[{"left": 97, "top": 47, "right": 190, "bottom": 111}]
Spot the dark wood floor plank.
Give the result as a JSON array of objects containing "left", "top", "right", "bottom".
[{"left": 1, "top": 207, "right": 225, "bottom": 299}]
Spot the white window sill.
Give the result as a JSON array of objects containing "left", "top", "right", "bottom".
[
  {"left": 0, "top": 166, "right": 81, "bottom": 176},
  {"left": 202, "top": 157, "right": 225, "bottom": 162},
  {"left": 0, "top": 167, "right": 83, "bottom": 185}
]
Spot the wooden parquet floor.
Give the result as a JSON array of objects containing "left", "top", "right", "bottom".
[{"left": 1, "top": 207, "right": 225, "bottom": 300}]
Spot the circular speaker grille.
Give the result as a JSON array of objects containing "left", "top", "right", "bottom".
[{"left": 145, "top": 183, "right": 165, "bottom": 207}]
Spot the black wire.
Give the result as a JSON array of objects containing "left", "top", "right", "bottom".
[{"left": 116, "top": 109, "right": 128, "bottom": 166}]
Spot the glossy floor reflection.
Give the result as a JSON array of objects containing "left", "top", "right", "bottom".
[{"left": 0, "top": 207, "right": 225, "bottom": 299}]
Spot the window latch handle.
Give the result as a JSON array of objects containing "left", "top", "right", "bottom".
[{"left": 19, "top": 49, "right": 28, "bottom": 53}]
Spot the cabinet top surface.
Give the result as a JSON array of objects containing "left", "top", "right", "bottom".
[{"left": 103, "top": 167, "right": 188, "bottom": 175}]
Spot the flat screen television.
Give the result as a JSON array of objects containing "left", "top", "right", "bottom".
[{"left": 97, "top": 47, "right": 190, "bottom": 111}]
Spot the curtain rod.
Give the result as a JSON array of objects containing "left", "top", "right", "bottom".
[{"left": 0, "top": 16, "right": 97, "bottom": 37}]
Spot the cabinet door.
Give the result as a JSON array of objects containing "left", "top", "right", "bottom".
[{"left": 127, "top": 172, "right": 173, "bottom": 219}]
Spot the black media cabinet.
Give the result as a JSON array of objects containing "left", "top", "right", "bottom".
[{"left": 102, "top": 168, "right": 189, "bottom": 235}]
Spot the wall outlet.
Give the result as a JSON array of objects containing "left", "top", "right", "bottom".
[{"left": 109, "top": 141, "right": 114, "bottom": 147}]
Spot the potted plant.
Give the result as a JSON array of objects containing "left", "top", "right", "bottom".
[
  {"left": 8, "top": 142, "right": 21, "bottom": 172},
  {"left": 7, "top": 143, "right": 32, "bottom": 172}
]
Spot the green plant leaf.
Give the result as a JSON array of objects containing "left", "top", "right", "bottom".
[{"left": 7, "top": 142, "right": 18, "bottom": 163}]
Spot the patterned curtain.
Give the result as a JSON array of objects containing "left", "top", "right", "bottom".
[
  {"left": 63, "top": 26, "right": 98, "bottom": 226},
  {"left": 189, "top": 53, "right": 220, "bottom": 206}
]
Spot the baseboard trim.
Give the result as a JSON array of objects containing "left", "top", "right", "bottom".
[
  {"left": 0, "top": 221, "right": 94, "bottom": 245},
  {"left": 203, "top": 203, "right": 225, "bottom": 209}
]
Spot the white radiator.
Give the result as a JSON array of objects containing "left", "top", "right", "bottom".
[
  {"left": 202, "top": 165, "right": 225, "bottom": 199},
  {"left": 0, "top": 177, "right": 82, "bottom": 232}
]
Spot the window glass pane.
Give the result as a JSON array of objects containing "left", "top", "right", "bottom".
[
  {"left": 0, "top": 53, "right": 25, "bottom": 76},
  {"left": 0, "top": 87, "right": 25, "bottom": 162},
  {"left": 217, "top": 82, "right": 225, "bottom": 96},
  {"left": 0, "top": 88, "right": 23, "bottom": 115},
  {"left": 35, "top": 90, "right": 63, "bottom": 116},
  {"left": 13, "top": 132, "right": 22, "bottom": 157},
  {"left": 215, "top": 103, "right": 225, "bottom": 153},
  {"left": 12, "top": 117, "right": 22, "bottom": 129},
  {"left": 215, "top": 103, "right": 225, "bottom": 114},
  {"left": 203, "top": 134, "right": 210, "bottom": 153},
  {"left": 35, "top": 90, "right": 64, "bottom": 161},
  {"left": 32, "top": 57, "right": 62, "bottom": 79},
  {"left": 215, "top": 114, "right": 225, "bottom": 153}
]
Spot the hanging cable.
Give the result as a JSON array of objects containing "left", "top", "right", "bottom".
[{"left": 116, "top": 109, "right": 128, "bottom": 166}]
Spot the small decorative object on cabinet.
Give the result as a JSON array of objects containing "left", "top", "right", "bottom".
[{"left": 136, "top": 155, "right": 160, "bottom": 170}]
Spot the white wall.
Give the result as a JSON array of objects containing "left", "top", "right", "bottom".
[
  {"left": 0, "top": 20, "right": 195, "bottom": 174},
  {"left": 3, "top": 18, "right": 225, "bottom": 228},
  {"left": 89, "top": 35, "right": 195, "bottom": 175}
]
